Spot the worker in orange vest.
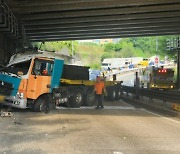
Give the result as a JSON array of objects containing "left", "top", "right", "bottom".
[{"left": 94, "top": 76, "right": 106, "bottom": 109}]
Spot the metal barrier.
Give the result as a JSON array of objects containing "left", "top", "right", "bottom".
[
  {"left": 104, "top": 67, "right": 142, "bottom": 81},
  {"left": 122, "top": 85, "right": 180, "bottom": 104}
]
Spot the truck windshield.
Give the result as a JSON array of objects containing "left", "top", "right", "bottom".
[
  {"left": 1, "top": 60, "right": 31, "bottom": 76},
  {"left": 32, "top": 59, "right": 54, "bottom": 76}
]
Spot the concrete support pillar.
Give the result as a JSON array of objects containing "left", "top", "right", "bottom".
[
  {"left": 0, "top": 33, "right": 6, "bottom": 64},
  {"left": 0, "top": 33, "right": 16, "bottom": 64},
  {"left": 177, "top": 50, "right": 180, "bottom": 90}
]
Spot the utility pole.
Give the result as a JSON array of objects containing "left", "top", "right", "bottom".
[
  {"left": 71, "top": 41, "right": 74, "bottom": 56},
  {"left": 166, "top": 36, "right": 180, "bottom": 90},
  {"left": 156, "top": 36, "right": 158, "bottom": 52}
]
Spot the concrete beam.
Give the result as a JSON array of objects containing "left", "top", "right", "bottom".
[
  {"left": 7, "top": 0, "right": 180, "bottom": 8},
  {"left": 28, "top": 28, "right": 180, "bottom": 40},
  {"left": 7, "top": 0, "right": 180, "bottom": 14},
  {"left": 25, "top": 19, "right": 180, "bottom": 32},
  {"left": 23, "top": 11, "right": 180, "bottom": 26},
  {"left": 26, "top": 22, "right": 180, "bottom": 41},
  {"left": 26, "top": 28, "right": 180, "bottom": 40},
  {"left": 20, "top": 4, "right": 180, "bottom": 21},
  {"left": 3, "top": 0, "right": 180, "bottom": 42},
  {"left": 29, "top": 32, "right": 180, "bottom": 42}
]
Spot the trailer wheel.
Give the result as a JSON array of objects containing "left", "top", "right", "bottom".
[
  {"left": 69, "top": 89, "right": 83, "bottom": 108},
  {"left": 115, "top": 87, "right": 121, "bottom": 100},
  {"left": 147, "top": 83, "right": 150, "bottom": 89},
  {"left": 107, "top": 87, "right": 116, "bottom": 101},
  {"left": 84, "top": 88, "right": 95, "bottom": 106}
]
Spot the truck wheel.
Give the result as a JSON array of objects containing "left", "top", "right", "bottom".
[
  {"left": 147, "top": 83, "right": 150, "bottom": 89},
  {"left": 107, "top": 87, "right": 116, "bottom": 101},
  {"left": 115, "top": 87, "right": 121, "bottom": 100},
  {"left": 33, "top": 95, "right": 54, "bottom": 112},
  {"left": 69, "top": 89, "right": 83, "bottom": 108},
  {"left": 33, "top": 95, "right": 46, "bottom": 112},
  {"left": 84, "top": 88, "right": 95, "bottom": 106}
]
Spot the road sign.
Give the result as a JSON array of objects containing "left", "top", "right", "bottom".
[{"left": 155, "top": 57, "right": 159, "bottom": 65}]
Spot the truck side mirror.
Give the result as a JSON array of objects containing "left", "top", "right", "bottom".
[{"left": 34, "top": 74, "right": 37, "bottom": 79}]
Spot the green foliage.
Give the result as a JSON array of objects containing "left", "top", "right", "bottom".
[
  {"left": 76, "top": 43, "right": 103, "bottom": 69},
  {"left": 89, "top": 63, "right": 101, "bottom": 69},
  {"left": 102, "top": 36, "right": 178, "bottom": 60},
  {"left": 104, "top": 43, "right": 115, "bottom": 52},
  {"left": 32, "top": 35, "right": 178, "bottom": 69},
  {"left": 32, "top": 41, "right": 78, "bottom": 56},
  {"left": 104, "top": 42, "right": 122, "bottom": 52}
]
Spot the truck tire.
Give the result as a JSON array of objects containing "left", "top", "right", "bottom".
[
  {"left": 69, "top": 89, "right": 83, "bottom": 108},
  {"left": 33, "top": 95, "right": 46, "bottom": 112},
  {"left": 84, "top": 88, "right": 95, "bottom": 106},
  {"left": 107, "top": 87, "right": 116, "bottom": 101},
  {"left": 33, "top": 95, "right": 55, "bottom": 112},
  {"left": 115, "top": 87, "right": 121, "bottom": 100},
  {"left": 147, "top": 83, "right": 150, "bottom": 89}
]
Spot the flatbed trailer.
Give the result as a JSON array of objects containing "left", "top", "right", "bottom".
[
  {"left": 60, "top": 78, "right": 121, "bottom": 86},
  {"left": 52, "top": 78, "right": 122, "bottom": 108},
  {"left": 0, "top": 55, "right": 122, "bottom": 111}
]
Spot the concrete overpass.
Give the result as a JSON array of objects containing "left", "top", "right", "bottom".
[{"left": 1, "top": 0, "right": 180, "bottom": 61}]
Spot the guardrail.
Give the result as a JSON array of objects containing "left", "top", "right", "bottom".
[
  {"left": 104, "top": 67, "right": 143, "bottom": 81},
  {"left": 121, "top": 86, "right": 180, "bottom": 104}
]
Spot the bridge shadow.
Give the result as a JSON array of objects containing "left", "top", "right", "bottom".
[{"left": 0, "top": 99, "right": 178, "bottom": 118}]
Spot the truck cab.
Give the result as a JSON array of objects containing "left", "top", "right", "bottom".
[{"left": 0, "top": 57, "right": 64, "bottom": 110}]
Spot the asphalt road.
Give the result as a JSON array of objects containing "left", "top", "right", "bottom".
[
  {"left": 117, "top": 72, "right": 135, "bottom": 86},
  {"left": 0, "top": 100, "right": 180, "bottom": 154}
]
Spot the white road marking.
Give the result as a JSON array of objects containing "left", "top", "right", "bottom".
[
  {"left": 121, "top": 99, "right": 180, "bottom": 124},
  {"left": 113, "top": 152, "right": 123, "bottom": 154},
  {"left": 56, "top": 106, "right": 135, "bottom": 110},
  {"left": 140, "top": 108, "right": 180, "bottom": 124}
]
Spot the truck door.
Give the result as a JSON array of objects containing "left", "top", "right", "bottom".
[{"left": 26, "top": 58, "right": 54, "bottom": 100}]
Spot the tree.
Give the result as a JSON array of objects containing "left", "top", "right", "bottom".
[{"left": 104, "top": 43, "right": 115, "bottom": 52}]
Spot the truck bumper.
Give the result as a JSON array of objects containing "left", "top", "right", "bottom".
[
  {"left": 0, "top": 95, "right": 5, "bottom": 102},
  {"left": 2, "top": 96, "right": 27, "bottom": 109}
]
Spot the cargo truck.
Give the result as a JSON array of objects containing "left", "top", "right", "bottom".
[
  {"left": 0, "top": 53, "right": 122, "bottom": 112},
  {"left": 139, "top": 66, "right": 174, "bottom": 90}
]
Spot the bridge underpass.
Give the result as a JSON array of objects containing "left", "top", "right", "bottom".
[
  {"left": 0, "top": 1, "right": 180, "bottom": 153},
  {"left": 0, "top": 0, "right": 180, "bottom": 67},
  {"left": 0, "top": 0, "right": 180, "bottom": 42}
]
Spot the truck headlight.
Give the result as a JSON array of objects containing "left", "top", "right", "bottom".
[{"left": 16, "top": 92, "right": 24, "bottom": 99}]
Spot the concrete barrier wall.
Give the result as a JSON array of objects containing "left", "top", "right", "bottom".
[
  {"left": 0, "top": 33, "right": 5, "bottom": 63},
  {"left": 0, "top": 33, "right": 16, "bottom": 64}
]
